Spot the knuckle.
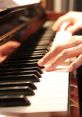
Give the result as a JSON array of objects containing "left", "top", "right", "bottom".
[
  {"left": 80, "top": 54, "right": 82, "bottom": 58},
  {"left": 54, "top": 45, "right": 61, "bottom": 53},
  {"left": 79, "top": 44, "right": 82, "bottom": 48},
  {"left": 66, "top": 12, "right": 72, "bottom": 17},
  {"left": 57, "top": 16, "right": 65, "bottom": 22},
  {"left": 57, "top": 17, "right": 62, "bottom": 21},
  {"left": 61, "top": 49, "right": 69, "bottom": 58},
  {"left": 71, "top": 36, "right": 82, "bottom": 45},
  {"left": 68, "top": 11, "right": 73, "bottom": 15},
  {"left": 71, "top": 63, "right": 77, "bottom": 70},
  {"left": 74, "top": 39, "right": 81, "bottom": 45}
]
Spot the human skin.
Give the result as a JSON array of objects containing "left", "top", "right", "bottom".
[
  {"left": 38, "top": 11, "right": 82, "bottom": 72},
  {"left": 52, "top": 11, "right": 82, "bottom": 33},
  {"left": 38, "top": 36, "right": 82, "bottom": 72}
]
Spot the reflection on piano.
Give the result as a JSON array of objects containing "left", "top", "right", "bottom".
[{"left": 0, "top": 0, "right": 80, "bottom": 117}]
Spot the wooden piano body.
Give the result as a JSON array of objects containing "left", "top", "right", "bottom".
[{"left": 0, "top": 0, "right": 80, "bottom": 117}]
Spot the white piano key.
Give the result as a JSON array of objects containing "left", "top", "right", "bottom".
[{"left": 0, "top": 70, "right": 69, "bottom": 114}]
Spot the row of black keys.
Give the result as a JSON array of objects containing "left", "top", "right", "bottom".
[{"left": 0, "top": 26, "right": 55, "bottom": 107}]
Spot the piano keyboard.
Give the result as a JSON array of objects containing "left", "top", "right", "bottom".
[
  {"left": 0, "top": 71, "right": 69, "bottom": 116},
  {"left": 0, "top": 21, "right": 69, "bottom": 115}
]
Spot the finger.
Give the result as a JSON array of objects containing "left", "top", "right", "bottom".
[
  {"left": 64, "top": 36, "right": 82, "bottom": 46},
  {"left": 51, "top": 36, "right": 82, "bottom": 53},
  {"left": 56, "top": 35, "right": 82, "bottom": 48},
  {"left": 68, "top": 54, "right": 82, "bottom": 71},
  {"left": 38, "top": 42, "right": 72, "bottom": 67},
  {"left": 38, "top": 37, "right": 82, "bottom": 67},
  {"left": 38, "top": 47, "right": 61, "bottom": 66},
  {"left": 67, "top": 21, "right": 82, "bottom": 33},
  {"left": 52, "top": 14, "right": 72, "bottom": 31},
  {"left": 45, "top": 45, "right": 82, "bottom": 71}
]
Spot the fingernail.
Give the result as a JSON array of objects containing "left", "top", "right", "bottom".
[
  {"left": 68, "top": 66, "right": 73, "bottom": 72},
  {"left": 45, "top": 64, "right": 54, "bottom": 71},
  {"left": 38, "top": 59, "right": 42, "bottom": 63},
  {"left": 38, "top": 59, "right": 44, "bottom": 66}
]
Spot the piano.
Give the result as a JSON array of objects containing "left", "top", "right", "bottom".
[{"left": 0, "top": 0, "right": 80, "bottom": 117}]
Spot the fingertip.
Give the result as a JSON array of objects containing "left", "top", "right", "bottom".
[
  {"left": 66, "top": 26, "right": 76, "bottom": 34},
  {"left": 52, "top": 26, "right": 57, "bottom": 31},
  {"left": 52, "top": 24, "right": 59, "bottom": 32},
  {"left": 38, "top": 59, "right": 44, "bottom": 66},
  {"left": 68, "top": 66, "right": 74, "bottom": 72},
  {"left": 44, "top": 64, "right": 55, "bottom": 71}
]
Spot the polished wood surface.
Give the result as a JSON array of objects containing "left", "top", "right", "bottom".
[{"left": 69, "top": 72, "right": 80, "bottom": 117}]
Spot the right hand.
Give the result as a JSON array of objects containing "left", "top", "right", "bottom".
[
  {"left": 38, "top": 36, "right": 82, "bottom": 72},
  {"left": 52, "top": 11, "right": 82, "bottom": 34}
]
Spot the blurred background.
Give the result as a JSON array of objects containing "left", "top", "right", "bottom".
[{"left": 41, "top": 0, "right": 82, "bottom": 13}]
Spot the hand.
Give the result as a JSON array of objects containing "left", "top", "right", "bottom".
[
  {"left": 52, "top": 11, "right": 82, "bottom": 33},
  {"left": 38, "top": 36, "right": 82, "bottom": 72}
]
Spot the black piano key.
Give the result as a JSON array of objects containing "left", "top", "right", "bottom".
[
  {"left": 6, "top": 58, "right": 40, "bottom": 64},
  {"left": 16, "top": 67, "right": 43, "bottom": 74},
  {"left": 0, "top": 70, "right": 41, "bottom": 78},
  {"left": 19, "top": 66, "right": 43, "bottom": 74},
  {"left": 0, "top": 74, "right": 40, "bottom": 82},
  {"left": 35, "top": 45, "right": 49, "bottom": 49},
  {"left": 0, "top": 66, "right": 43, "bottom": 74},
  {"left": 5, "top": 57, "right": 42, "bottom": 65},
  {"left": 23, "top": 39, "right": 49, "bottom": 46},
  {"left": 26, "top": 66, "right": 43, "bottom": 74},
  {"left": 23, "top": 62, "right": 38, "bottom": 67},
  {"left": 0, "top": 86, "right": 35, "bottom": 96},
  {"left": 20, "top": 46, "right": 47, "bottom": 51},
  {"left": 0, "top": 95, "right": 30, "bottom": 107},
  {"left": 28, "top": 50, "right": 46, "bottom": 54},
  {"left": 7, "top": 54, "right": 43, "bottom": 60},
  {"left": 27, "top": 53, "right": 44, "bottom": 58},
  {"left": 1, "top": 61, "right": 37, "bottom": 66},
  {"left": 8, "top": 50, "right": 46, "bottom": 61},
  {"left": 29, "top": 41, "right": 49, "bottom": 47},
  {"left": 0, "top": 81, "right": 37, "bottom": 90},
  {"left": 24, "top": 59, "right": 40, "bottom": 62}
]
